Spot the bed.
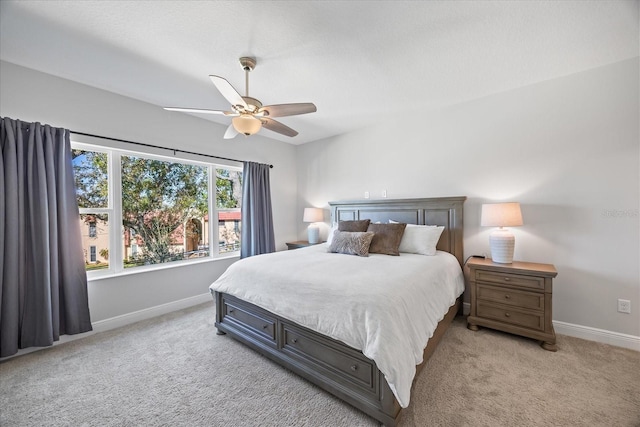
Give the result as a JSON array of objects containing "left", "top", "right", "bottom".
[{"left": 210, "top": 197, "right": 465, "bottom": 426}]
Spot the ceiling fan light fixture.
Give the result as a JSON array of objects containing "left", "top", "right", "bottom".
[
  {"left": 232, "top": 114, "right": 262, "bottom": 136},
  {"left": 165, "top": 56, "right": 315, "bottom": 139}
]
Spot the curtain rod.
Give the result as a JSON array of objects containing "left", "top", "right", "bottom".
[{"left": 70, "top": 130, "right": 273, "bottom": 168}]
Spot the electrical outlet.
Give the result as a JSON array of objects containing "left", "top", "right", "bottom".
[
  {"left": 618, "top": 299, "right": 631, "bottom": 314},
  {"left": 364, "top": 191, "right": 370, "bottom": 199},
  {"left": 382, "top": 189, "right": 387, "bottom": 198}
]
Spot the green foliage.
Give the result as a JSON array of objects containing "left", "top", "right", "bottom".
[
  {"left": 216, "top": 168, "right": 242, "bottom": 209},
  {"left": 121, "top": 156, "right": 209, "bottom": 265},
  {"left": 73, "top": 150, "right": 108, "bottom": 208}
]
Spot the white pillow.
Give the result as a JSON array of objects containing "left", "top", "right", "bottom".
[
  {"left": 389, "top": 220, "right": 444, "bottom": 256},
  {"left": 325, "top": 224, "right": 338, "bottom": 245}
]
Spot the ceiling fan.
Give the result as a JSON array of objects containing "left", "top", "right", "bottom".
[{"left": 164, "top": 57, "right": 316, "bottom": 139}]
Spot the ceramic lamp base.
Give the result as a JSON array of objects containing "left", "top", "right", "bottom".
[
  {"left": 489, "top": 228, "right": 515, "bottom": 264},
  {"left": 307, "top": 225, "right": 320, "bottom": 244}
]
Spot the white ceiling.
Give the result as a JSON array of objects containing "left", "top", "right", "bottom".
[{"left": 0, "top": 1, "right": 637, "bottom": 145}]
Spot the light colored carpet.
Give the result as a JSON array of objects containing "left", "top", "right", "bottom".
[{"left": 1, "top": 303, "right": 639, "bottom": 427}]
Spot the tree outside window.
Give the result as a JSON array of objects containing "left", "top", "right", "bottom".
[{"left": 121, "top": 155, "right": 209, "bottom": 267}]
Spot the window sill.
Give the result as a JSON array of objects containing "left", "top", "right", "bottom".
[{"left": 87, "top": 253, "right": 240, "bottom": 282}]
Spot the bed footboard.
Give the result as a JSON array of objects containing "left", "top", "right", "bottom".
[{"left": 213, "top": 290, "right": 460, "bottom": 426}]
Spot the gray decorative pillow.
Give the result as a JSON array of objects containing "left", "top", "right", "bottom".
[
  {"left": 328, "top": 230, "right": 375, "bottom": 257},
  {"left": 367, "top": 223, "right": 407, "bottom": 256},
  {"left": 338, "top": 219, "right": 371, "bottom": 232}
]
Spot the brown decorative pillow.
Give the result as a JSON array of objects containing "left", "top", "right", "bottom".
[
  {"left": 328, "top": 230, "right": 375, "bottom": 257},
  {"left": 367, "top": 223, "right": 407, "bottom": 256},
  {"left": 338, "top": 219, "right": 371, "bottom": 232}
]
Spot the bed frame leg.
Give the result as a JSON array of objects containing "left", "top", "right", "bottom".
[{"left": 216, "top": 329, "right": 226, "bottom": 336}]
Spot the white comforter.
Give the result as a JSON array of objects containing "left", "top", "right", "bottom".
[{"left": 209, "top": 244, "right": 464, "bottom": 408}]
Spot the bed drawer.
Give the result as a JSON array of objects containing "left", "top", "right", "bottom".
[
  {"left": 476, "top": 270, "right": 545, "bottom": 291},
  {"left": 477, "top": 301, "right": 545, "bottom": 331},
  {"left": 282, "top": 323, "right": 375, "bottom": 393},
  {"left": 477, "top": 284, "right": 544, "bottom": 311},
  {"left": 222, "top": 299, "right": 276, "bottom": 343}
]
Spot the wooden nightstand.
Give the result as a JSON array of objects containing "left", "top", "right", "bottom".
[
  {"left": 286, "top": 240, "right": 323, "bottom": 250},
  {"left": 467, "top": 258, "right": 558, "bottom": 351}
]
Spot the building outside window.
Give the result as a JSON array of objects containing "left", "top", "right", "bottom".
[
  {"left": 90, "top": 246, "right": 97, "bottom": 262},
  {"left": 89, "top": 222, "right": 96, "bottom": 237}
]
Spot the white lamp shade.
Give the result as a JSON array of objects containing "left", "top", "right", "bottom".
[
  {"left": 232, "top": 115, "right": 262, "bottom": 136},
  {"left": 303, "top": 208, "right": 324, "bottom": 223},
  {"left": 481, "top": 202, "right": 523, "bottom": 264},
  {"left": 481, "top": 202, "right": 523, "bottom": 227}
]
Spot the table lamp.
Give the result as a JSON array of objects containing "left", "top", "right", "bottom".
[
  {"left": 303, "top": 207, "right": 324, "bottom": 244},
  {"left": 481, "top": 202, "right": 523, "bottom": 264}
]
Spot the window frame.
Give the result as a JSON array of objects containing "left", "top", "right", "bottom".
[{"left": 71, "top": 140, "right": 242, "bottom": 279}]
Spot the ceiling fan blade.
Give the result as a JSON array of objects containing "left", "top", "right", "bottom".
[
  {"left": 223, "top": 123, "right": 239, "bottom": 139},
  {"left": 261, "top": 117, "right": 298, "bottom": 137},
  {"left": 210, "top": 75, "right": 247, "bottom": 109},
  {"left": 260, "top": 103, "right": 317, "bottom": 118},
  {"left": 164, "top": 107, "right": 237, "bottom": 116}
]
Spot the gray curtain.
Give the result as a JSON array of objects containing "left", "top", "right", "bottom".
[
  {"left": 1, "top": 117, "right": 92, "bottom": 358},
  {"left": 240, "top": 161, "right": 275, "bottom": 258}
]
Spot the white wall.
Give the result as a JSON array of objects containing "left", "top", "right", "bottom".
[
  {"left": 0, "top": 60, "right": 298, "bottom": 322},
  {"left": 296, "top": 58, "right": 639, "bottom": 338}
]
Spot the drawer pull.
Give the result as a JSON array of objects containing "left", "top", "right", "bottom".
[
  {"left": 503, "top": 277, "right": 511, "bottom": 281},
  {"left": 292, "top": 338, "right": 298, "bottom": 343},
  {"left": 504, "top": 294, "right": 511, "bottom": 299},
  {"left": 350, "top": 365, "right": 358, "bottom": 371},
  {"left": 262, "top": 324, "right": 268, "bottom": 329},
  {"left": 228, "top": 309, "right": 234, "bottom": 313},
  {"left": 505, "top": 312, "right": 511, "bottom": 317}
]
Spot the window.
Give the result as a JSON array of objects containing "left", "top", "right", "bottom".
[
  {"left": 121, "top": 155, "right": 211, "bottom": 268},
  {"left": 72, "top": 142, "right": 242, "bottom": 276},
  {"left": 216, "top": 168, "right": 242, "bottom": 254},
  {"left": 73, "top": 148, "right": 110, "bottom": 271}
]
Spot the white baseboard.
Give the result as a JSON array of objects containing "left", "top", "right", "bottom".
[
  {"left": 92, "top": 292, "right": 212, "bottom": 333},
  {"left": 553, "top": 321, "right": 640, "bottom": 352},
  {"left": 461, "top": 302, "right": 638, "bottom": 351},
  {"left": 1, "top": 293, "right": 213, "bottom": 361}
]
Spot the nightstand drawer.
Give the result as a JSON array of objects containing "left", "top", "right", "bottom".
[
  {"left": 476, "top": 270, "right": 544, "bottom": 291},
  {"left": 477, "top": 284, "right": 544, "bottom": 311},
  {"left": 477, "top": 301, "right": 545, "bottom": 331}
]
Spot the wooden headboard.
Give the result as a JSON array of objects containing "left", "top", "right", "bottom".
[{"left": 329, "top": 197, "right": 466, "bottom": 266}]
